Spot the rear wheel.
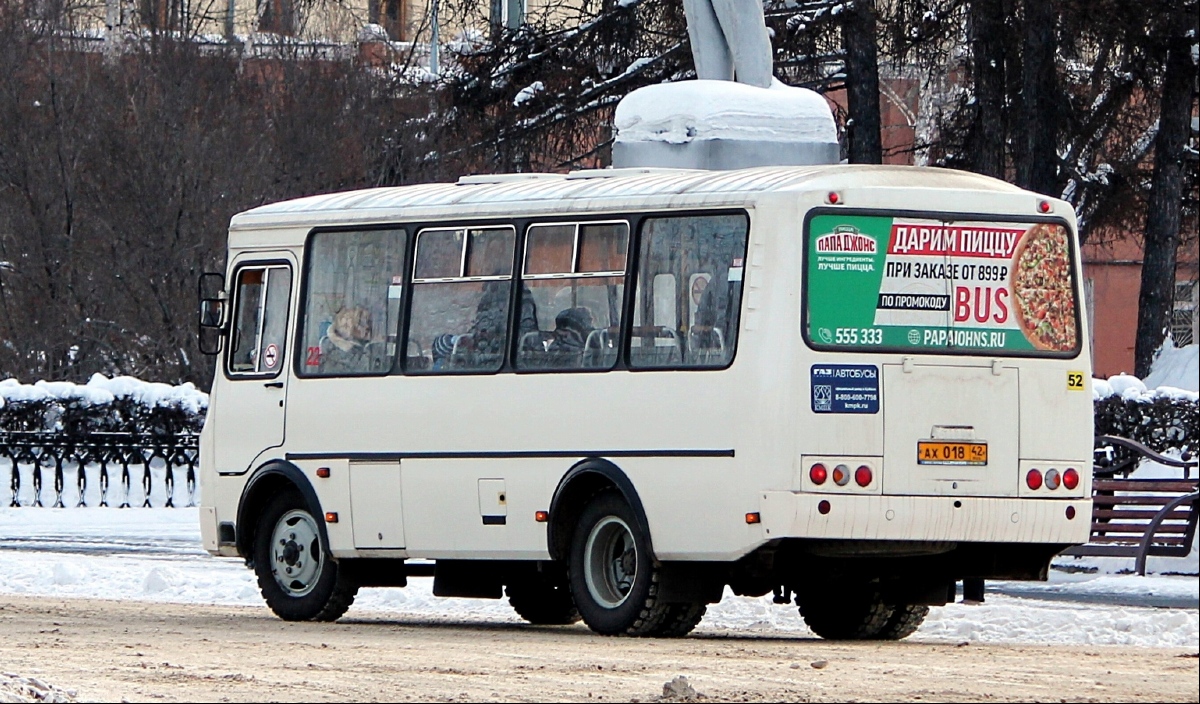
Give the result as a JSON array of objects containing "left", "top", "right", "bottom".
[
  {"left": 252, "top": 489, "right": 358, "bottom": 622},
  {"left": 567, "top": 490, "right": 702, "bottom": 637},
  {"left": 506, "top": 569, "right": 581, "bottom": 625},
  {"left": 797, "top": 582, "right": 893, "bottom": 640},
  {"left": 872, "top": 604, "right": 929, "bottom": 640},
  {"left": 646, "top": 602, "right": 708, "bottom": 637}
]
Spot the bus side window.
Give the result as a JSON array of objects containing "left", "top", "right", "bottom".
[
  {"left": 228, "top": 266, "right": 291, "bottom": 376},
  {"left": 631, "top": 214, "right": 749, "bottom": 369},
  {"left": 516, "top": 222, "right": 628, "bottom": 371},
  {"left": 229, "top": 268, "right": 265, "bottom": 373},
  {"left": 298, "top": 229, "right": 406, "bottom": 377},
  {"left": 406, "top": 226, "right": 516, "bottom": 374}
]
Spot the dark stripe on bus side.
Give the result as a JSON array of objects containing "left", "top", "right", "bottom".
[{"left": 284, "top": 449, "right": 736, "bottom": 462}]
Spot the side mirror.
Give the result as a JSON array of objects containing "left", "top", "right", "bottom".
[
  {"left": 198, "top": 272, "right": 227, "bottom": 356},
  {"left": 199, "top": 298, "right": 225, "bottom": 328}
]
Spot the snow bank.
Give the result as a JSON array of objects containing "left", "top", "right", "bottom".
[
  {"left": 0, "top": 374, "right": 207, "bottom": 414},
  {"left": 614, "top": 79, "right": 838, "bottom": 146},
  {"left": 1093, "top": 372, "right": 1198, "bottom": 403},
  {"left": 1094, "top": 341, "right": 1199, "bottom": 402},
  {"left": 1144, "top": 339, "right": 1199, "bottom": 393}
]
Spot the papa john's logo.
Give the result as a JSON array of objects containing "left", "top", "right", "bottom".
[{"left": 815, "top": 225, "right": 878, "bottom": 254}]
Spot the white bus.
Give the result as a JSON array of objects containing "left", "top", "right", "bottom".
[{"left": 198, "top": 165, "right": 1094, "bottom": 639}]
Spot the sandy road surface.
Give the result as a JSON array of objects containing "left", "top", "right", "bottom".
[{"left": 1, "top": 596, "right": 1196, "bottom": 703}]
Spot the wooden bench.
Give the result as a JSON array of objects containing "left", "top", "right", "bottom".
[{"left": 1060, "top": 435, "right": 1199, "bottom": 575}]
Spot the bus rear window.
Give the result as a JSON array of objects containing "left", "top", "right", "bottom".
[{"left": 804, "top": 213, "right": 1081, "bottom": 357}]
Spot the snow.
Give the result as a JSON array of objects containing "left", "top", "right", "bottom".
[
  {"left": 0, "top": 374, "right": 208, "bottom": 414},
  {"left": 614, "top": 79, "right": 838, "bottom": 147},
  {"left": 1093, "top": 357, "right": 1199, "bottom": 402},
  {"left": 0, "top": 508, "right": 1194, "bottom": 648},
  {"left": 356, "top": 23, "right": 389, "bottom": 43},
  {"left": 513, "top": 81, "right": 545, "bottom": 106},
  {"left": 1144, "top": 339, "right": 1199, "bottom": 393}
]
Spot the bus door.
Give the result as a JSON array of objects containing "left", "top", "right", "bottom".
[{"left": 216, "top": 256, "right": 295, "bottom": 475}]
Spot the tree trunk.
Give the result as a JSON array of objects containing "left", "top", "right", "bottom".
[
  {"left": 842, "top": 0, "right": 882, "bottom": 164},
  {"left": 967, "top": 0, "right": 1007, "bottom": 179},
  {"left": 1134, "top": 33, "right": 1197, "bottom": 377},
  {"left": 1014, "top": 0, "right": 1059, "bottom": 195}
]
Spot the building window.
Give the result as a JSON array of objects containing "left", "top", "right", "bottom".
[
  {"left": 258, "top": 0, "right": 296, "bottom": 35},
  {"left": 138, "top": 0, "right": 189, "bottom": 31},
  {"left": 1173, "top": 280, "right": 1198, "bottom": 347},
  {"left": 382, "top": 0, "right": 404, "bottom": 40}
]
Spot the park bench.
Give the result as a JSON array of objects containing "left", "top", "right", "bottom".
[{"left": 1061, "top": 435, "right": 1198, "bottom": 575}]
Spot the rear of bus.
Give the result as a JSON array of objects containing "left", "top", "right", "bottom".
[{"left": 762, "top": 191, "right": 1093, "bottom": 618}]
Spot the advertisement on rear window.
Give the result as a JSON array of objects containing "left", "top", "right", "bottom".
[{"left": 805, "top": 213, "right": 1080, "bottom": 355}]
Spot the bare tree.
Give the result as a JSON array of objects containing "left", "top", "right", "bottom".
[{"left": 1134, "top": 1, "right": 1199, "bottom": 376}]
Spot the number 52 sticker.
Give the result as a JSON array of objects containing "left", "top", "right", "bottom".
[{"left": 1067, "top": 371, "right": 1086, "bottom": 391}]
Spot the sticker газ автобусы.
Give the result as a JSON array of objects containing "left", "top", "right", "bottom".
[{"left": 811, "top": 364, "right": 879, "bottom": 414}]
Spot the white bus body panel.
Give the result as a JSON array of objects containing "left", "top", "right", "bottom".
[{"left": 201, "top": 166, "right": 1094, "bottom": 563}]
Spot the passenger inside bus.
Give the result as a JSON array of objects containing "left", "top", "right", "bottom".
[
  {"left": 544, "top": 306, "right": 594, "bottom": 366},
  {"left": 319, "top": 306, "right": 374, "bottom": 374}
]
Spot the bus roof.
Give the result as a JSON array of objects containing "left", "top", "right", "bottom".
[{"left": 228, "top": 164, "right": 1030, "bottom": 237}]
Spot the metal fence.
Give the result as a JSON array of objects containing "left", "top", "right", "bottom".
[{"left": 2, "top": 432, "right": 199, "bottom": 508}]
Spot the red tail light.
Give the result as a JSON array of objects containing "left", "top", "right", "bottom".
[
  {"left": 810, "top": 463, "right": 828, "bottom": 485},
  {"left": 1044, "top": 468, "right": 1061, "bottom": 490},
  {"left": 855, "top": 465, "right": 873, "bottom": 487},
  {"left": 1026, "top": 468, "right": 1043, "bottom": 490},
  {"left": 1063, "top": 467, "right": 1080, "bottom": 490}
]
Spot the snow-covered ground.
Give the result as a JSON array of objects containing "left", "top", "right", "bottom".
[{"left": 0, "top": 507, "right": 1195, "bottom": 649}]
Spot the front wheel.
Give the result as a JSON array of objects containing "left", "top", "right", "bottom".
[
  {"left": 567, "top": 490, "right": 703, "bottom": 637},
  {"left": 252, "top": 489, "right": 358, "bottom": 621}
]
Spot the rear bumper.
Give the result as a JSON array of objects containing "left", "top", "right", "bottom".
[{"left": 760, "top": 491, "right": 1092, "bottom": 545}]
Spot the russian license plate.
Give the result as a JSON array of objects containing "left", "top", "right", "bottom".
[{"left": 917, "top": 441, "right": 988, "bottom": 466}]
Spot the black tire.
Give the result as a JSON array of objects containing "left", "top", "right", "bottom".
[
  {"left": 506, "top": 571, "right": 581, "bottom": 625},
  {"left": 797, "top": 583, "right": 894, "bottom": 640},
  {"left": 872, "top": 604, "right": 929, "bottom": 640},
  {"left": 252, "top": 488, "right": 358, "bottom": 622},
  {"left": 645, "top": 602, "right": 708, "bottom": 637},
  {"left": 567, "top": 490, "right": 697, "bottom": 637}
]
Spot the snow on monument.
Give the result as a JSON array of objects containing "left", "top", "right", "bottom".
[{"left": 612, "top": 0, "right": 839, "bottom": 170}]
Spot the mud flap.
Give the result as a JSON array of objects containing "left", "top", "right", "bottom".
[{"left": 656, "top": 562, "right": 726, "bottom": 604}]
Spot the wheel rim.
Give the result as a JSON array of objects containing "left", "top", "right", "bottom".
[
  {"left": 583, "top": 515, "right": 637, "bottom": 609},
  {"left": 270, "top": 508, "right": 323, "bottom": 597}
]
